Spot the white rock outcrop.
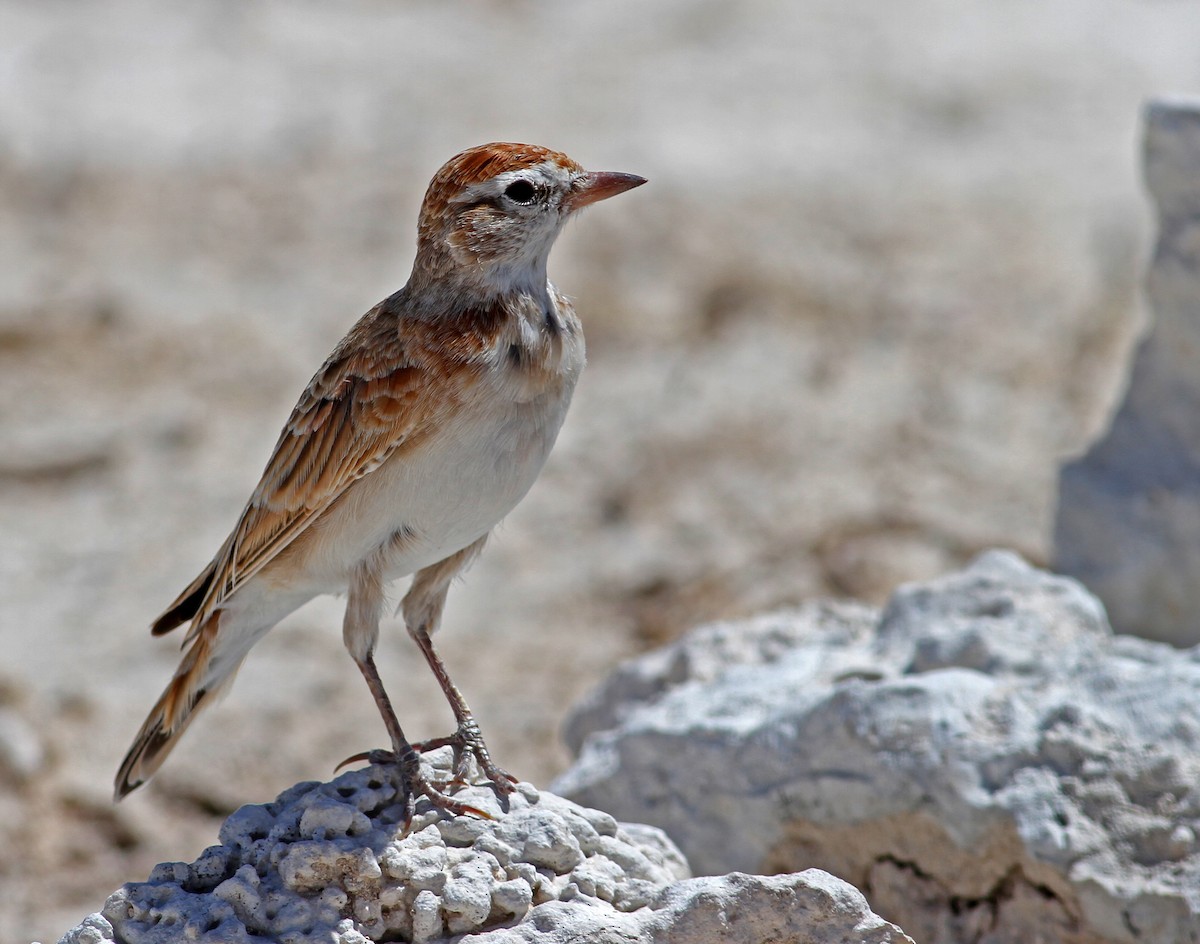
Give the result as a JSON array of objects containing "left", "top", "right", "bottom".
[
  {"left": 57, "top": 757, "right": 911, "bottom": 944},
  {"left": 1055, "top": 97, "right": 1200, "bottom": 646},
  {"left": 556, "top": 551, "right": 1200, "bottom": 944}
]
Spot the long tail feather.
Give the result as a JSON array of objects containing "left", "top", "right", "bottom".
[{"left": 114, "top": 617, "right": 236, "bottom": 799}]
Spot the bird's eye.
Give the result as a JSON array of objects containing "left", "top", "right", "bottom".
[{"left": 504, "top": 180, "right": 537, "bottom": 205}]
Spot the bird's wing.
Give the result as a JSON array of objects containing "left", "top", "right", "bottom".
[{"left": 171, "top": 308, "right": 474, "bottom": 641}]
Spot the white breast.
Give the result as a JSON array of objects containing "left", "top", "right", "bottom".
[
  {"left": 385, "top": 383, "right": 575, "bottom": 576},
  {"left": 296, "top": 303, "right": 584, "bottom": 591}
]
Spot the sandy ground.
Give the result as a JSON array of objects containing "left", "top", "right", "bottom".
[{"left": 3, "top": 1, "right": 1200, "bottom": 940}]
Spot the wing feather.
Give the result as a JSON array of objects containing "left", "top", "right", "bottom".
[{"left": 172, "top": 307, "right": 472, "bottom": 639}]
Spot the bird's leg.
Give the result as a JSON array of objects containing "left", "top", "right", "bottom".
[
  {"left": 409, "top": 625, "right": 517, "bottom": 793},
  {"left": 403, "top": 537, "right": 517, "bottom": 796},
  {"left": 341, "top": 561, "right": 490, "bottom": 819}
]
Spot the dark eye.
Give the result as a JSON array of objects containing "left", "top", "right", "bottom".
[{"left": 504, "top": 179, "right": 537, "bottom": 204}]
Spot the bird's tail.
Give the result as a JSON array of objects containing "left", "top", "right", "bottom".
[{"left": 114, "top": 614, "right": 240, "bottom": 800}]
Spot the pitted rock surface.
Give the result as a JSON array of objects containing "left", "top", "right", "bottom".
[
  {"left": 57, "top": 758, "right": 912, "bottom": 943},
  {"left": 60, "top": 758, "right": 685, "bottom": 943}
]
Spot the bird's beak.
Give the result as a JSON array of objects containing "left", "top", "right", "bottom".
[{"left": 566, "top": 171, "right": 647, "bottom": 212}]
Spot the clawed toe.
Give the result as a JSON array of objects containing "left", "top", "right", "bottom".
[
  {"left": 336, "top": 748, "right": 494, "bottom": 819},
  {"left": 334, "top": 747, "right": 396, "bottom": 773},
  {"left": 410, "top": 771, "right": 494, "bottom": 820},
  {"left": 333, "top": 739, "right": 509, "bottom": 820},
  {"left": 412, "top": 721, "right": 517, "bottom": 796}
]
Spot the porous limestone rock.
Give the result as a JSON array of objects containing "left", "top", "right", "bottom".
[
  {"left": 1056, "top": 97, "right": 1200, "bottom": 646},
  {"left": 57, "top": 756, "right": 911, "bottom": 944},
  {"left": 556, "top": 550, "right": 1200, "bottom": 944}
]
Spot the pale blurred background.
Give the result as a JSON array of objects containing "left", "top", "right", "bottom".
[{"left": 3, "top": 1, "right": 1199, "bottom": 940}]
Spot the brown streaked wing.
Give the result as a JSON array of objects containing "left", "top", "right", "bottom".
[{"left": 180, "top": 310, "right": 463, "bottom": 640}]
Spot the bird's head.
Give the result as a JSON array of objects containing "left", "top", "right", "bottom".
[{"left": 412, "top": 142, "right": 645, "bottom": 297}]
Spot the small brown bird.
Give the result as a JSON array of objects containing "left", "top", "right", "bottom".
[{"left": 115, "top": 143, "right": 645, "bottom": 814}]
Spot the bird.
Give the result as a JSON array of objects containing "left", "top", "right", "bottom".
[{"left": 114, "top": 142, "right": 646, "bottom": 815}]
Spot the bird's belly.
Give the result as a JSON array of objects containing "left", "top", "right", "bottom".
[{"left": 298, "top": 393, "right": 569, "bottom": 587}]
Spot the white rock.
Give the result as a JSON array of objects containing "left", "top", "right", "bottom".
[
  {"left": 1056, "top": 96, "right": 1200, "bottom": 646},
  {"left": 55, "top": 914, "right": 113, "bottom": 944},
  {"left": 472, "top": 871, "right": 913, "bottom": 944},
  {"left": 557, "top": 550, "right": 1200, "bottom": 944},
  {"left": 56, "top": 754, "right": 909, "bottom": 943},
  {"left": 411, "top": 889, "right": 442, "bottom": 944}
]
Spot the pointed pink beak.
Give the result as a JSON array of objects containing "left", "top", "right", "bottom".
[{"left": 566, "top": 171, "right": 647, "bottom": 212}]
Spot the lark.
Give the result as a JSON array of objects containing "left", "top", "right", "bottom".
[{"left": 115, "top": 143, "right": 645, "bottom": 814}]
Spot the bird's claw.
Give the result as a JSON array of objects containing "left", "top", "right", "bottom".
[
  {"left": 334, "top": 748, "right": 386, "bottom": 773},
  {"left": 412, "top": 719, "right": 518, "bottom": 797},
  {"left": 334, "top": 746, "right": 495, "bottom": 820},
  {"left": 337, "top": 719, "right": 515, "bottom": 809}
]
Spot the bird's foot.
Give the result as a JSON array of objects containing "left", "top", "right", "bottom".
[
  {"left": 334, "top": 746, "right": 494, "bottom": 820},
  {"left": 411, "top": 718, "right": 518, "bottom": 797}
]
